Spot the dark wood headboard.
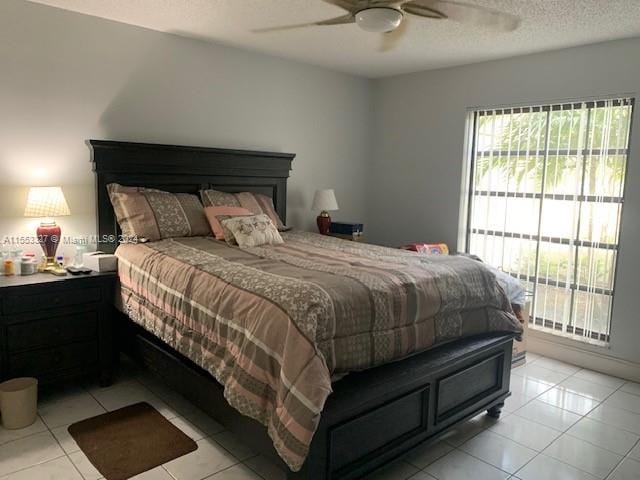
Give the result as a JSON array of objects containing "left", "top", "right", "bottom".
[{"left": 90, "top": 140, "right": 294, "bottom": 253}]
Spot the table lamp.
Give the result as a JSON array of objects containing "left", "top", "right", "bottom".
[
  {"left": 311, "top": 189, "right": 338, "bottom": 235},
  {"left": 24, "top": 186, "right": 71, "bottom": 275}
]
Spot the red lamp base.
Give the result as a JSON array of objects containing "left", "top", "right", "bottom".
[
  {"left": 316, "top": 214, "right": 331, "bottom": 235},
  {"left": 37, "top": 222, "right": 65, "bottom": 275}
]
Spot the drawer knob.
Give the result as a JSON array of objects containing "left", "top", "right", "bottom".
[
  {"left": 52, "top": 327, "right": 62, "bottom": 336},
  {"left": 53, "top": 352, "right": 63, "bottom": 364}
]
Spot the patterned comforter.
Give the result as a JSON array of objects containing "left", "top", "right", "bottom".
[{"left": 115, "top": 231, "right": 522, "bottom": 471}]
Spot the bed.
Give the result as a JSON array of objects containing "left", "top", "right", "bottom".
[{"left": 90, "top": 139, "right": 521, "bottom": 480}]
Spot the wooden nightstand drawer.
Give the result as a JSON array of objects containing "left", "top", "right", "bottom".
[
  {"left": 8, "top": 341, "right": 98, "bottom": 378},
  {"left": 2, "top": 287, "right": 101, "bottom": 314},
  {"left": 7, "top": 311, "right": 98, "bottom": 353},
  {"left": 1, "top": 272, "right": 116, "bottom": 386}
]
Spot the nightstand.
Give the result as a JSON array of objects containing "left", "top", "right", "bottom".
[
  {"left": 0, "top": 272, "right": 117, "bottom": 387},
  {"left": 327, "top": 233, "right": 365, "bottom": 242}
]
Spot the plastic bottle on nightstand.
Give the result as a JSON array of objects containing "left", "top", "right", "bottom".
[{"left": 3, "top": 258, "right": 14, "bottom": 276}]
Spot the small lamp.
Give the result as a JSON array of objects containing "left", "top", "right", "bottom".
[
  {"left": 24, "top": 186, "right": 71, "bottom": 275},
  {"left": 311, "top": 189, "right": 338, "bottom": 235}
]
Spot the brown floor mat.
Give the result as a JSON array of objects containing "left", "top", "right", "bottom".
[{"left": 68, "top": 402, "right": 197, "bottom": 480}]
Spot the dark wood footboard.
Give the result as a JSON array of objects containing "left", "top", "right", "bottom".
[
  {"left": 298, "top": 332, "right": 512, "bottom": 479},
  {"left": 119, "top": 315, "right": 513, "bottom": 480}
]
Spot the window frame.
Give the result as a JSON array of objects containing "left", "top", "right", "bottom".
[{"left": 462, "top": 98, "right": 635, "bottom": 345}]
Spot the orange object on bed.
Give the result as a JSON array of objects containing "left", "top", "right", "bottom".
[{"left": 400, "top": 243, "right": 450, "bottom": 254}]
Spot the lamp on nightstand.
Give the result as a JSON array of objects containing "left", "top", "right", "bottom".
[
  {"left": 312, "top": 189, "right": 339, "bottom": 235},
  {"left": 24, "top": 186, "right": 71, "bottom": 275}
]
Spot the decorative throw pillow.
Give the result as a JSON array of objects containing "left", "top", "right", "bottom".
[
  {"left": 220, "top": 214, "right": 284, "bottom": 248},
  {"left": 204, "top": 206, "right": 253, "bottom": 240},
  {"left": 107, "top": 183, "right": 211, "bottom": 241},
  {"left": 200, "top": 189, "right": 287, "bottom": 231}
]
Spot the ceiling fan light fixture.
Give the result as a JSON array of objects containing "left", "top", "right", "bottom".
[{"left": 355, "top": 7, "right": 403, "bottom": 33}]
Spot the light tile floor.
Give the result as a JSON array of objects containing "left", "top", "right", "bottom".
[{"left": 1, "top": 353, "right": 639, "bottom": 480}]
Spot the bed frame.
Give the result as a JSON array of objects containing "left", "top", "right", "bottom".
[{"left": 90, "top": 139, "right": 514, "bottom": 480}]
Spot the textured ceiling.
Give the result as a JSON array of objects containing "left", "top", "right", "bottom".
[{"left": 27, "top": 0, "right": 640, "bottom": 78}]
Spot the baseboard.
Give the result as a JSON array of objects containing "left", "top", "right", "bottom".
[
  {"left": 527, "top": 333, "right": 640, "bottom": 382},
  {"left": 512, "top": 351, "right": 526, "bottom": 368}
]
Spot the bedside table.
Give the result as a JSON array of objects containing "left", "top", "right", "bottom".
[
  {"left": 327, "top": 233, "right": 365, "bottom": 242},
  {"left": 0, "top": 272, "right": 117, "bottom": 387}
]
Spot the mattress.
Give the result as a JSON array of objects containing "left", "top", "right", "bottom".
[{"left": 115, "top": 231, "right": 522, "bottom": 471}]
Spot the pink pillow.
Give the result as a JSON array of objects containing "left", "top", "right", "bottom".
[{"left": 205, "top": 206, "right": 253, "bottom": 240}]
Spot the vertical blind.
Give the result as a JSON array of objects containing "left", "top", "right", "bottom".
[{"left": 466, "top": 97, "right": 634, "bottom": 344}]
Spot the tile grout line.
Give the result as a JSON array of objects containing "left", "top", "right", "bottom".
[
  {"left": 141, "top": 374, "right": 265, "bottom": 474},
  {"left": 562, "top": 429, "right": 638, "bottom": 457},
  {"left": 242, "top": 458, "right": 277, "bottom": 480},
  {"left": 40, "top": 420, "right": 82, "bottom": 479},
  {"left": 425, "top": 359, "right": 603, "bottom": 480},
  {"left": 512, "top": 363, "right": 630, "bottom": 480},
  {"left": 604, "top": 436, "right": 640, "bottom": 480},
  {"left": 589, "top": 382, "right": 640, "bottom": 479},
  {"left": 73, "top": 379, "right": 113, "bottom": 478},
  {"left": 160, "top": 464, "right": 178, "bottom": 480},
  {"left": 0, "top": 416, "right": 73, "bottom": 477},
  {"left": 85, "top": 386, "right": 110, "bottom": 413},
  {"left": 133, "top": 372, "right": 266, "bottom": 480},
  {"left": 460, "top": 364, "right": 640, "bottom": 480},
  {"left": 479, "top": 416, "right": 562, "bottom": 451},
  {"left": 508, "top": 401, "right": 585, "bottom": 477},
  {"left": 0, "top": 409, "right": 77, "bottom": 479},
  {"left": 40, "top": 409, "right": 92, "bottom": 480},
  {"left": 513, "top": 363, "right": 613, "bottom": 418},
  {"left": 200, "top": 461, "right": 261, "bottom": 480},
  {"left": 445, "top": 359, "right": 636, "bottom": 480},
  {"left": 513, "top": 370, "right": 640, "bottom": 438},
  {"left": 0, "top": 423, "right": 48, "bottom": 449},
  {"left": 449, "top": 443, "right": 526, "bottom": 479},
  {"left": 0, "top": 453, "right": 70, "bottom": 479}
]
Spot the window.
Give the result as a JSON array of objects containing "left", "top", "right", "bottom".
[{"left": 465, "top": 98, "right": 634, "bottom": 345}]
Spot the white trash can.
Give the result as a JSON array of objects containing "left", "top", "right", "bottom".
[{"left": 0, "top": 377, "right": 38, "bottom": 429}]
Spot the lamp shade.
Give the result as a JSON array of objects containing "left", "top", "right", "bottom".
[
  {"left": 24, "top": 187, "right": 71, "bottom": 218},
  {"left": 311, "top": 189, "right": 339, "bottom": 212}
]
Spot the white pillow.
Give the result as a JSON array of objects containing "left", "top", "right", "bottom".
[{"left": 221, "top": 214, "right": 284, "bottom": 248}]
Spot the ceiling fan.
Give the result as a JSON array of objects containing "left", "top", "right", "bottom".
[{"left": 254, "top": 0, "right": 520, "bottom": 51}]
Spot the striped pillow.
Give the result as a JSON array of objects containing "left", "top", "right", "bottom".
[
  {"left": 107, "top": 184, "right": 211, "bottom": 242},
  {"left": 199, "top": 189, "right": 287, "bottom": 231}
]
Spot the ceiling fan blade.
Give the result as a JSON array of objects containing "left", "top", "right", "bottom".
[
  {"left": 403, "top": 0, "right": 520, "bottom": 30},
  {"left": 369, "top": 0, "right": 407, "bottom": 6},
  {"left": 401, "top": 1, "right": 447, "bottom": 19},
  {"left": 252, "top": 14, "right": 354, "bottom": 33},
  {"left": 321, "top": 0, "right": 359, "bottom": 13},
  {"left": 317, "top": 14, "right": 356, "bottom": 26},
  {"left": 379, "top": 16, "right": 409, "bottom": 52},
  {"left": 323, "top": 0, "right": 402, "bottom": 11}
]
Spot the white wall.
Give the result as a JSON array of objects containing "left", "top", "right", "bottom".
[
  {"left": 3, "top": 0, "right": 639, "bottom": 369},
  {"left": 0, "top": 0, "right": 372, "bottom": 258},
  {"left": 370, "top": 37, "right": 640, "bottom": 365}
]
